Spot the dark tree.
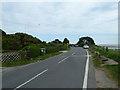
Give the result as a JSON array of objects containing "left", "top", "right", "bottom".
[
  {"left": 51, "top": 39, "right": 62, "bottom": 44},
  {"left": 0, "top": 29, "right": 6, "bottom": 36},
  {"left": 77, "top": 36, "right": 95, "bottom": 47},
  {"left": 63, "top": 38, "right": 69, "bottom": 44},
  {"left": 2, "top": 32, "right": 42, "bottom": 50}
]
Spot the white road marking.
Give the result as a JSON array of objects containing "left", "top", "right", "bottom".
[
  {"left": 82, "top": 50, "right": 89, "bottom": 89},
  {"left": 72, "top": 52, "right": 76, "bottom": 55},
  {"left": 58, "top": 57, "right": 69, "bottom": 64},
  {"left": 83, "top": 55, "right": 91, "bottom": 57},
  {"left": 13, "top": 69, "right": 48, "bottom": 90}
]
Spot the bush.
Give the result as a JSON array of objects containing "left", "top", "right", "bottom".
[
  {"left": 29, "top": 45, "right": 41, "bottom": 58},
  {"left": 46, "top": 46, "right": 59, "bottom": 54},
  {"left": 20, "top": 44, "right": 41, "bottom": 59},
  {"left": 45, "top": 44, "right": 68, "bottom": 54},
  {"left": 2, "top": 33, "right": 42, "bottom": 51},
  {"left": 58, "top": 44, "right": 68, "bottom": 51},
  {"left": 19, "top": 44, "right": 69, "bottom": 59},
  {"left": 19, "top": 50, "right": 26, "bottom": 59}
]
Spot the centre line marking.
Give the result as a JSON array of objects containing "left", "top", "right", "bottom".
[
  {"left": 13, "top": 69, "right": 48, "bottom": 90},
  {"left": 72, "top": 52, "right": 75, "bottom": 55},
  {"left": 82, "top": 50, "right": 89, "bottom": 90},
  {"left": 58, "top": 57, "right": 69, "bottom": 64}
]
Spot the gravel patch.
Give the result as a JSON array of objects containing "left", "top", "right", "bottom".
[{"left": 59, "top": 51, "right": 68, "bottom": 53}]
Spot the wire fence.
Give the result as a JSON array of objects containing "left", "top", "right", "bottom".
[{"left": 0, "top": 52, "right": 21, "bottom": 63}]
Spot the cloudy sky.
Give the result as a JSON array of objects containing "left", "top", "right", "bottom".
[{"left": 1, "top": 1, "right": 118, "bottom": 45}]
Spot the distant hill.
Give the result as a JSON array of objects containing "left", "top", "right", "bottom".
[{"left": 2, "top": 30, "right": 42, "bottom": 50}]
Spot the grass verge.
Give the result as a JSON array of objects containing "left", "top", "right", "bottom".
[
  {"left": 103, "top": 65, "right": 119, "bottom": 87},
  {"left": 89, "top": 49, "right": 101, "bottom": 68},
  {"left": 1, "top": 52, "right": 62, "bottom": 67},
  {"left": 89, "top": 48, "right": 119, "bottom": 88},
  {"left": 93, "top": 47, "right": 120, "bottom": 63}
]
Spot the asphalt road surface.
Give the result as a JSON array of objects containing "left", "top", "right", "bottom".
[{"left": 2, "top": 47, "right": 96, "bottom": 89}]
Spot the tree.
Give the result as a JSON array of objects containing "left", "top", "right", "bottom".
[
  {"left": 2, "top": 32, "right": 42, "bottom": 50},
  {"left": 77, "top": 36, "right": 95, "bottom": 47},
  {"left": 51, "top": 39, "right": 62, "bottom": 44},
  {"left": 0, "top": 29, "right": 6, "bottom": 36},
  {"left": 63, "top": 38, "right": 69, "bottom": 44}
]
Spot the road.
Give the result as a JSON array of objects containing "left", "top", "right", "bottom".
[{"left": 2, "top": 47, "right": 96, "bottom": 89}]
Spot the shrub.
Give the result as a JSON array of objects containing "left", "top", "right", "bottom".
[
  {"left": 29, "top": 45, "right": 41, "bottom": 58},
  {"left": 45, "top": 44, "right": 68, "bottom": 54},
  {"left": 46, "top": 46, "right": 59, "bottom": 54},
  {"left": 19, "top": 50, "right": 26, "bottom": 60},
  {"left": 58, "top": 44, "right": 68, "bottom": 51},
  {"left": 2, "top": 32, "right": 42, "bottom": 51},
  {"left": 20, "top": 44, "right": 41, "bottom": 59}
]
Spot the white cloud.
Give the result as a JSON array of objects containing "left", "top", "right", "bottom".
[
  {"left": 2, "top": 0, "right": 119, "bottom": 2},
  {"left": 1, "top": 2, "right": 118, "bottom": 44}
]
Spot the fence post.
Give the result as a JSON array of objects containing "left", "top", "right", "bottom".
[
  {"left": 106, "top": 47, "right": 108, "bottom": 52},
  {"left": 41, "top": 48, "right": 46, "bottom": 56}
]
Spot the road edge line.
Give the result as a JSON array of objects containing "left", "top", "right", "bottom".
[
  {"left": 13, "top": 69, "right": 48, "bottom": 90},
  {"left": 72, "top": 52, "right": 75, "bottom": 55},
  {"left": 82, "top": 50, "right": 89, "bottom": 89}
]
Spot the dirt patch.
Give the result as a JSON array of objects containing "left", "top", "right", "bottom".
[
  {"left": 59, "top": 51, "right": 68, "bottom": 53},
  {"left": 95, "top": 68, "right": 118, "bottom": 88},
  {"left": 101, "top": 58, "right": 118, "bottom": 66}
]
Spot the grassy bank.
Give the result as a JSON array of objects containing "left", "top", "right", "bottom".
[
  {"left": 93, "top": 47, "right": 120, "bottom": 63},
  {"left": 1, "top": 52, "right": 62, "bottom": 67},
  {"left": 89, "top": 47, "right": 119, "bottom": 87},
  {"left": 90, "top": 50, "right": 101, "bottom": 68},
  {"left": 103, "top": 65, "right": 119, "bottom": 87}
]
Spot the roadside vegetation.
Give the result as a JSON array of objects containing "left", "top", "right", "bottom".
[
  {"left": 1, "top": 29, "right": 70, "bottom": 67},
  {"left": 89, "top": 49, "right": 101, "bottom": 68},
  {"left": 89, "top": 46, "right": 119, "bottom": 88},
  {"left": 1, "top": 52, "right": 62, "bottom": 67},
  {"left": 103, "top": 65, "right": 119, "bottom": 87},
  {"left": 92, "top": 46, "right": 120, "bottom": 63}
]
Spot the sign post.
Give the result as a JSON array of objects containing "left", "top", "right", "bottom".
[{"left": 41, "top": 48, "right": 46, "bottom": 56}]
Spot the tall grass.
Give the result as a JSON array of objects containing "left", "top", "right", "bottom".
[
  {"left": 89, "top": 49, "right": 101, "bottom": 68},
  {"left": 93, "top": 47, "right": 120, "bottom": 63},
  {"left": 103, "top": 65, "right": 119, "bottom": 87},
  {"left": 89, "top": 46, "right": 120, "bottom": 87}
]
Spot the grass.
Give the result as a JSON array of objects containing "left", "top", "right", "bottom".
[
  {"left": 89, "top": 47, "right": 120, "bottom": 88},
  {"left": 40, "top": 52, "right": 62, "bottom": 60},
  {"left": 66, "top": 47, "right": 71, "bottom": 51},
  {"left": 1, "top": 52, "right": 62, "bottom": 67},
  {"left": 89, "top": 49, "right": 101, "bottom": 68},
  {"left": 93, "top": 47, "right": 120, "bottom": 63},
  {"left": 90, "top": 52, "right": 101, "bottom": 68},
  {"left": 103, "top": 65, "right": 120, "bottom": 87}
]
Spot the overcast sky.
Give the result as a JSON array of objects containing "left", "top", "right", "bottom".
[{"left": 1, "top": 1, "right": 118, "bottom": 45}]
